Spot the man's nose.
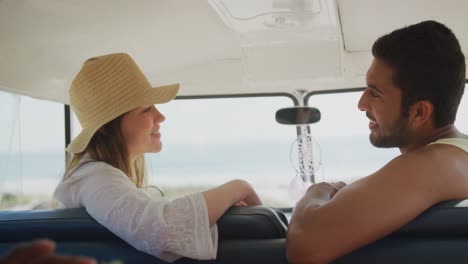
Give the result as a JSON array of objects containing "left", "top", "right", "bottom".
[{"left": 357, "top": 92, "right": 367, "bottom": 112}]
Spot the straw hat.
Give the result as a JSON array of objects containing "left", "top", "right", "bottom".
[{"left": 67, "top": 53, "right": 179, "bottom": 153}]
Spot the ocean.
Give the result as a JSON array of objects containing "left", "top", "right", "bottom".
[{"left": 0, "top": 136, "right": 399, "bottom": 208}]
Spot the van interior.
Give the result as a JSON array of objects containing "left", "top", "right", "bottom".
[{"left": 1, "top": 0, "right": 468, "bottom": 263}]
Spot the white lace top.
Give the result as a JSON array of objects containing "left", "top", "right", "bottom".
[{"left": 53, "top": 156, "right": 218, "bottom": 262}]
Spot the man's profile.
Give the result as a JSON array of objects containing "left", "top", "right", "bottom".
[{"left": 286, "top": 20, "right": 468, "bottom": 263}]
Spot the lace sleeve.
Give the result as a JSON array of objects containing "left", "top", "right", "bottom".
[{"left": 76, "top": 166, "right": 217, "bottom": 262}]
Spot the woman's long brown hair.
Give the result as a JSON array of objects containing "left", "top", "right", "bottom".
[{"left": 63, "top": 114, "right": 146, "bottom": 188}]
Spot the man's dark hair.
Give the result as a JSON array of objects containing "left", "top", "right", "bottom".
[{"left": 372, "top": 20, "right": 466, "bottom": 127}]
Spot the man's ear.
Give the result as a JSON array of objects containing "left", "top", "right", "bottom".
[{"left": 409, "top": 100, "right": 434, "bottom": 128}]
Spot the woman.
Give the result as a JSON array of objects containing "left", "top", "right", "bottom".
[{"left": 54, "top": 53, "right": 261, "bottom": 262}]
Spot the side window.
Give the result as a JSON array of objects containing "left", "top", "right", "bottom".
[
  {"left": 0, "top": 91, "right": 65, "bottom": 210},
  {"left": 307, "top": 91, "right": 400, "bottom": 183}
]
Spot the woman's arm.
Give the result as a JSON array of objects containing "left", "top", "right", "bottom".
[
  {"left": 59, "top": 164, "right": 218, "bottom": 261},
  {"left": 56, "top": 164, "right": 262, "bottom": 261},
  {"left": 202, "top": 179, "right": 262, "bottom": 225}
]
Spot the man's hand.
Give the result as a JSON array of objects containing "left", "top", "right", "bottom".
[
  {"left": 0, "top": 239, "right": 96, "bottom": 264},
  {"left": 302, "top": 181, "right": 347, "bottom": 202}
]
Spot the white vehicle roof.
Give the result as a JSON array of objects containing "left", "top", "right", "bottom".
[{"left": 1, "top": 0, "right": 467, "bottom": 103}]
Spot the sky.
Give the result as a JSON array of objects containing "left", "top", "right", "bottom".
[{"left": 0, "top": 87, "right": 467, "bottom": 153}]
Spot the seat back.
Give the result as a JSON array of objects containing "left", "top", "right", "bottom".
[
  {"left": 0, "top": 206, "right": 288, "bottom": 264},
  {"left": 3, "top": 200, "right": 468, "bottom": 263},
  {"left": 334, "top": 200, "right": 468, "bottom": 264}
]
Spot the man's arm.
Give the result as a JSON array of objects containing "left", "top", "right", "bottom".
[{"left": 286, "top": 146, "right": 466, "bottom": 264}]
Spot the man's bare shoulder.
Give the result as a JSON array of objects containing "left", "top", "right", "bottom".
[
  {"left": 365, "top": 141, "right": 468, "bottom": 201},
  {"left": 415, "top": 140, "right": 467, "bottom": 175}
]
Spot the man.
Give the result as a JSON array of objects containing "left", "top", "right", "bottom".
[
  {"left": 0, "top": 239, "right": 96, "bottom": 264},
  {"left": 286, "top": 20, "right": 468, "bottom": 263}
]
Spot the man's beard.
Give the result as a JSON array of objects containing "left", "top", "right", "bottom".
[{"left": 369, "top": 116, "right": 409, "bottom": 148}]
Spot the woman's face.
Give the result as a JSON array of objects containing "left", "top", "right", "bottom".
[{"left": 120, "top": 105, "right": 166, "bottom": 160}]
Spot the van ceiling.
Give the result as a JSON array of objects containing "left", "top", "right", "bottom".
[
  {"left": 0, "top": 0, "right": 467, "bottom": 104},
  {"left": 337, "top": 0, "right": 468, "bottom": 53}
]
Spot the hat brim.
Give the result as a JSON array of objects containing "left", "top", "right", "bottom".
[{"left": 66, "top": 83, "right": 179, "bottom": 154}]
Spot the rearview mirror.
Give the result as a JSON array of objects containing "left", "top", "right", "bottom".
[{"left": 275, "top": 107, "right": 321, "bottom": 125}]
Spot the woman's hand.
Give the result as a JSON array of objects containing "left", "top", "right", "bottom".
[
  {"left": 236, "top": 180, "right": 262, "bottom": 206},
  {"left": 203, "top": 179, "right": 262, "bottom": 224}
]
